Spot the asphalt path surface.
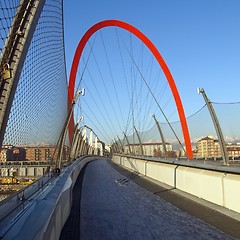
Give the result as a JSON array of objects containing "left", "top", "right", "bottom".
[{"left": 60, "top": 158, "right": 237, "bottom": 240}]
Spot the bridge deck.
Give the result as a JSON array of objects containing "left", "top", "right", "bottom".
[{"left": 60, "top": 158, "right": 235, "bottom": 240}]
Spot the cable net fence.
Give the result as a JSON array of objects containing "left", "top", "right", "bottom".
[
  {"left": 134, "top": 102, "right": 240, "bottom": 159},
  {"left": 0, "top": 1, "right": 67, "bottom": 150}
]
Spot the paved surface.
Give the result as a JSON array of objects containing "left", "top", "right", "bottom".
[
  {"left": 109, "top": 161, "right": 240, "bottom": 239},
  {"left": 60, "top": 158, "right": 235, "bottom": 240}
]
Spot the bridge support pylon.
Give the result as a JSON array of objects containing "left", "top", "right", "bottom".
[
  {"left": 0, "top": 0, "right": 46, "bottom": 149},
  {"left": 198, "top": 88, "right": 229, "bottom": 165}
]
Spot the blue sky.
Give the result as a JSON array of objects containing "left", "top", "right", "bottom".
[
  {"left": 63, "top": 0, "right": 240, "bottom": 143},
  {"left": 64, "top": 0, "right": 240, "bottom": 114}
]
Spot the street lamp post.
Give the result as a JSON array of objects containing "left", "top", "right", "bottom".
[
  {"left": 55, "top": 88, "right": 85, "bottom": 170},
  {"left": 197, "top": 88, "right": 228, "bottom": 165}
]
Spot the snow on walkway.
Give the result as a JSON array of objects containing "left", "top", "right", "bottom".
[{"left": 80, "top": 159, "right": 231, "bottom": 240}]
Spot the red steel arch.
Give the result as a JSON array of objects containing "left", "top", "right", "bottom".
[{"left": 68, "top": 19, "right": 193, "bottom": 159}]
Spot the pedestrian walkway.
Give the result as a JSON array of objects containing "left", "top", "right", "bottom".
[{"left": 60, "top": 158, "right": 232, "bottom": 240}]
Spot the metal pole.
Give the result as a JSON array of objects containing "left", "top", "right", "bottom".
[
  {"left": 75, "top": 132, "right": 83, "bottom": 157},
  {"left": 114, "top": 138, "right": 121, "bottom": 153},
  {"left": 81, "top": 125, "right": 88, "bottom": 155},
  {"left": 99, "top": 142, "right": 103, "bottom": 156},
  {"left": 70, "top": 116, "right": 83, "bottom": 159},
  {"left": 123, "top": 131, "right": 132, "bottom": 154},
  {"left": 198, "top": 88, "right": 228, "bottom": 165},
  {"left": 133, "top": 125, "right": 144, "bottom": 156},
  {"left": 94, "top": 136, "right": 98, "bottom": 155},
  {"left": 152, "top": 114, "right": 167, "bottom": 159},
  {"left": 0, "top": 0, "right": 46, "bottom": 149},
  {"left": 117, "top": 135, "right": 124, "bottom": 153},
  {"left": 111, "top": 141, "right": 117, "bottom": 153},
  {"left": 56, "top": 89, "right": 84, "bottom": 170},
  {"left": 73, "top": 130, "right": 81, "bottom": 158},
  {"left": 79, "top": 134, "right": 85, "bottom": 155},
  {"left": 89, "top": 129, "right": 93, "bottom": 154}
]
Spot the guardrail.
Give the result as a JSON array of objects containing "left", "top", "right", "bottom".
[
  {"left": 0, "top": 171, "right": 53, "bottom": 222},
  {"left": 0, "top": 156, "right": 96, "bottom": 240},
  {"left": 0, "top": 160, "right": 70, "bottom": 177},
  {"left": 0, "top": 160, "right": 68, "bottom": 167},
  {"left": 112, "top": 154, "right": 240, "bottom": 214}
]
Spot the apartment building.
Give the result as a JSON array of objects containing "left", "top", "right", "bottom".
[
  {"left": 123, "top": 142, "right": 173, "bottom": 157},
  {"left": 24, "top": 145, "right": 69, "bottom": 161},
  {"left": 196, "top": 136, "right": 240, "bottom": 159}
]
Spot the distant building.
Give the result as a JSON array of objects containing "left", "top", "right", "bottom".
[
  {"left": 0, "top": 145, "right": 23, "bottom": 162},
  {"left": 105, "top": 144, "right": 111, "bottom": 153},
  {"left": 123, "top": 142, "right": 174, "bottom": 157},
  {"left": 196, "top": 136, "right": 240, "bottom": 159},
  {"left": 12, "top": 146, "right": 26, "bottom": 161},
  {"left": 226, "top": 143, "right": 240, "bottom": 159},
  {"left": 89, "top": 140, "right": 105, "bottom": 156},
  {"left": 196, "top": 136, "right": 221, "bottom": 158},
  {"left": 0, "top": 148, "right": 9, "bottom": 162},
  {"left": 24, "top": 145, "right": 69, "bottom": 161}
]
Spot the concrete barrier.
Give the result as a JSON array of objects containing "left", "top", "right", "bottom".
[
  {"left": 146, "top": 161, "right": 176, "bottom": 187},
  {"left": 41, "top": 156, "right": 95, "bottom": 240},
  {"left": 112, "top": 154, "right": 240, "bottom": 214},
  {"left": 176, "top": 166, "right": 203, "bottom": 197},
  {"left": 1, "top": 156, "right": 96, "bottom": 240},
  {"left": 223, "top": 174, "right": 240, "bottom": 213}
]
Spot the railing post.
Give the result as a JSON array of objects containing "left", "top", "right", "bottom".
[
  {"left": 94, "top": 136, "right": 98, "bottom": 155},
  {"left": 151, "top": 114, "right": 167, "bottom": 159},
  {"left": 79, "top": 129, "right": 85, "bottom": 156},
  {"left": 133, "top": 125, "right": 144, "bottom": 156},
  {"left": 111, "top": 141, "right": 117, "bottom": 154},
  {"left": 123, "top": 131, "right": 132, "bottom": 154},
  {"left": 114, "top": 138, "right": 121, "bottom": 153},
  {"left": 82, "top": 126, "right": 87, "bottom": 155},
  {"left": 72, "top": 129, "right": 80, "bottom": 158},
  {"left": 89, "top": 129, "right": 93, "bottom": 154},
  {"left": 70, "top": 116, "right": 83, "bottom": 159},
  {"left": 117, "top": 136, "right": 124, "bottom": 153},
  {"left": 75, "top": 132, "right": 83, "bottom": 157},
  {"left": 99, "top": 141, "right": 103, "bottom": 156},
  {"left": 198, "top": 88, "right": 228, "bottom": 165}
]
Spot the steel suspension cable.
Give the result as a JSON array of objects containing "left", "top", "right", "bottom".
[
  {"left": 125, "top": 44, "right": 186, "bottom": 153},
  {"left": 116, "top": 32, "right": 165, "bottom": 140},
  {"left": 80, "top": 76, "right": 117, "bottom": 140},
  {"left": 99, "top": 31, "right": 126, "bottom": 131},
  {"left": 88, "top": 37, "right": 123, "bottom": 136},
  {"left": 83, "top": 41, "right": 122, "bottom": 140},
  {"left": 80, "top": 98, "right": 112, "bottom": 143}
]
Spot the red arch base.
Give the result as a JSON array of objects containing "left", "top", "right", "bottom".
[{"left": 68, "top": 19, "right": 193, "bottom": 159}]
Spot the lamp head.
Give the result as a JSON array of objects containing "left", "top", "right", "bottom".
[
  {"left": 80, "top": 88, "right": 85, "bottom": 96},
  {"left": 197, "top": 88, "right": 201, "bottom": 95}
]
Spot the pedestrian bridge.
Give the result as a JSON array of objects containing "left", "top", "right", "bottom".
[
  {"left": 1, "top": 1, "right": 240, "bottom": 239},
  {"left": 0, "top": 156, "right": 239, "bottom": 239}
]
